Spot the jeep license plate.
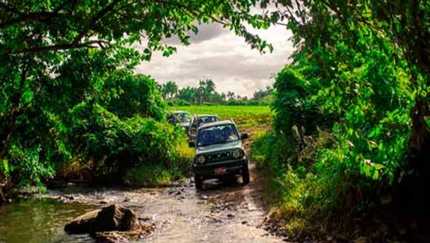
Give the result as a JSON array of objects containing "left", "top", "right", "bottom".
[{"left": 214, "top": 167, "right": 226, "bottom": 175}]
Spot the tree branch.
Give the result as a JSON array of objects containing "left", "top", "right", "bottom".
[
  {"left": 151, "top": 0, "right": 227, "bottom": 25},
  {"left": 20, "top": 40, "right": 112, "bottom": 54},
  {"left": 0, "top": 11, "right": 63, "bottom": 29},
  {"left": 0, "top": 59, "right": 29, "bottom": 160},
  {"left": 70, "top": 0, "right": 124, "bottom": 47}
]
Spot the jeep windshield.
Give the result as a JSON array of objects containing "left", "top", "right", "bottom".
[
  {"left": 196, "top": 124, "right": 239, "bottom": 147},
  {"left": 174, "top": 112, "right": 191, "bottom": 123}
]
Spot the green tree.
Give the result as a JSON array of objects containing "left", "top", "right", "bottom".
[
  {"left": 252, "top": 86, "right": 271, "bottom": 100},
  {"left": 253, "top": 0, "right": 430, "bottom": 221},
  {"left": 270, "top": 0, "right": 430, "bottom": 150},
  {"left": 203, "top": 79, "right": 216, "bottom": 96},
  {"left": 177, "top": 87, "right": 198, "bottom": 104},
  {"left": 227, "top": 91, "right": 236, "bottom": 101},
  {"left": 101, "top": 73, "right": 166, "bottom": 119},
  {"left": 164, "top": 81, "right": 178, "bottom": 100},
  {"left": 0, "top": 0, "right": 275, "bottom": 200}
]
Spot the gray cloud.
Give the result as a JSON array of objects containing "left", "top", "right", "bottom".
[
  {"left": 164, "top": 24, "right": 228, "bottom": 45},
  {"left": 135, "top": 23, "right": 294, "bottom": 97},
  {"left": 177, "top": 55, "right": 278, "bottom": 80}
]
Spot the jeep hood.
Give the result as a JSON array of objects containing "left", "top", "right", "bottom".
[{"left": 196, "top": 140, "right": 243, "bottom": 154}]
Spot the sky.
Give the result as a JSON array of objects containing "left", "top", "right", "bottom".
[{"left": 134, "top": 23, "right": 295, "bottom": 97}]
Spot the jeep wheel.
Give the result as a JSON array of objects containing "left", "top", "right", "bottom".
[
  {"left": 242, "top": 164, "right": 250, "bottom": 185},
  {"left": 194, "top": 175, "right": 203, "bottom": 189}
]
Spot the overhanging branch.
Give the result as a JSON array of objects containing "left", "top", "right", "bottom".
[{"left": 17, "top": 40, "right": 112, "bottom": 54}]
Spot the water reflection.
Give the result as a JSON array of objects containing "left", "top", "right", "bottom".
[{"left": 0, "top": 198, "right": 96, "bottom": 243}]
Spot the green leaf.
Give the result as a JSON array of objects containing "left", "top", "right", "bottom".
[
  {"left": 373, "top": 163, "right": 385, "bottom": 170},
  {"left": 372, "top": 169, "right": 379, "bottom": 180},
  {"left": 2, "top": 159, "right": 10, "bottom": 175}
]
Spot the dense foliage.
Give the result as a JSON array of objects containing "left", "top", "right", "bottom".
[
  {"left": 251, "top": 0, "right": 430, "bottom": 231},
  {"left": 0, "top": 0, "right": 275, "bottom": 201},
  {"left": 0, "top": 47, "right": 187, "bottom": 188}
]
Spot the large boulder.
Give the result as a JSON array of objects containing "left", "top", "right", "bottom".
[{"left": 65, "top": 204, "right": 141, "bottom": 234}]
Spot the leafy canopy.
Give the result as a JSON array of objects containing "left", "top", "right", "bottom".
[{"left": 1, "top": 0, "right": 274, "bottom": 57}]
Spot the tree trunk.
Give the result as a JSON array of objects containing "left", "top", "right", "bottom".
[
  {"left": 409, "top": 98, "right": 430, "bottom": 151},
  {"left": 0, "top": 189, "right": 5, "bottom": 205},
  {"left": 0, "top": 178, "right": 7, "bottom": 205}
]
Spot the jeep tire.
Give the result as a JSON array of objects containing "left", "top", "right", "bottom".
[
  {"left": 242, "top": 163, "right": 250, "bottom": 185},
  {"left": 194, "top": 174, "right": 203, "bottom": 189}
]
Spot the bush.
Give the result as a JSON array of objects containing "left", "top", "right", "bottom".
[
  {"left": 0, "top": 48, "right": 179, "bottom": 190},
  {"left": 101, "top": 73, "right": 166, "bottom": 120},
  {"left": 66, "top": 103, "right": 193, "bottom": 181},
  {"left": 251, "top": 131, "right": 287, "bottom": 170},
  {"left": 167, "top": 101, "right": 175, "bottom": 106},
  {"left": 202, "top": 102, "right": 219, "bottom": 106},
  {"left": 252, "top": 43, "right": 414, "bottom": 233},
  {"left": 175, "top": 99, "right": 191, "bottom": 106}
]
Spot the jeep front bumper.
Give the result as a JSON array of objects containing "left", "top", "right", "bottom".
[{"left": 193, "top": 158, "right": 247, "bottom": 178}]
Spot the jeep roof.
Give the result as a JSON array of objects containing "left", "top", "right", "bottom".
[
  {"left": 193, "top": 114, "right": 218, "bottom": 118},
  {"left": 172, "top": 110, "right": 189, "bottom": 114},
  {"left": 198, "top": 120, "right": 235, "bottom": 130}
]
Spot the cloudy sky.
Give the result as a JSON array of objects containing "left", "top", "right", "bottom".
[{"left": 135, "top": 23, "right": 295, "bottom": 97}]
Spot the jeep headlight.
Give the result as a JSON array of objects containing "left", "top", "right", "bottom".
[
  {"left": 197, "top": 155, "right": 205, "bottom": 164},
  {"left": 232, "top": 149, "right": 241, "bottom": 159}
]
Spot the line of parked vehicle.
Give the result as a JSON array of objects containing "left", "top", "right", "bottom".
[{"left": 168, "top": 111, "right": 250, "bottom": 189}]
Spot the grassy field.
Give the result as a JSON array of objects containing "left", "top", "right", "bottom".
[{"left": 170, "top": 106, "right": 273, "bottom": 130}]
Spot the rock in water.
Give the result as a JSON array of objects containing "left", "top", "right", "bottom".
[
  {"left": 65, "top": 204, "right": 141, "bottom": 234},
  {"left": 64, "top": 209, "right": 100, "bottom": 234},
  {"left": 94, "top": 204, "right": 140, "bottom": 232}
]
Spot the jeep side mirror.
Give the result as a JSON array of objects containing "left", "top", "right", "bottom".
[
  {"left": 188, "top": 141, "right": 195, "bottom": 148},
  {"left": 240, "top": 133, "right": 249, "bottom": 140}
]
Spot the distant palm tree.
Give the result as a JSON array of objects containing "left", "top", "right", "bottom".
[
  {"left": 164, "top": 81, "right": 178, "bottom": 100},
  {"left": 197, "top": 80, "right": 206, "bottom": 104},
  {"left": 204, "top": 79, "right": 216, "bottom": 95},
  {"left": 220, "top": 92, "right": 226, "bottom": 102},
  {"left": 227, "top": 91, "right": 235, "bottom": 101}
]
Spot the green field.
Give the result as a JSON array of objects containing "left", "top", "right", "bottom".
[{"left": 170, "top": 106, "right": 273, "bottom": 130}]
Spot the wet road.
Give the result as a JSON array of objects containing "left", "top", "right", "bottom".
[{"left": 40, "top": 163, "right": 284, "bottom": 243}]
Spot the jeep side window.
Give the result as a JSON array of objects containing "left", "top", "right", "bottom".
[{"left": 183, "top": 113, "right": 192, "bottom": 122}]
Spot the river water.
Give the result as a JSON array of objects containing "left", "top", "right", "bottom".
[
  {"left": 0, "top": 164, "right": 284, "bottom": 243},
  {"left": 0, "top": 198, "right": 96, "bottom": 243}
]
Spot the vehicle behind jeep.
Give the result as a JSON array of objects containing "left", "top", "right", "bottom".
[
  {"left": 168, "top": 111, "right": 192, "bottom": 133},
  {"left": 188, "top": 114, "right": 220, "bottom": 141},
  {"left": 189, "top": 120, "right": 249, "bottom": 189}
]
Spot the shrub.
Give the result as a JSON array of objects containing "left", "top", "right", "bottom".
[
  {"left": 67, "top": 103, "right": 193, "bottom": 181},
  {"left": 175, "top": 99, "right": 191, "bottom": 106},
  {"left": 252, "top": 41, "right": 414, "bottom": 231}
]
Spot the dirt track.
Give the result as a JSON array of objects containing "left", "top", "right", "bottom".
[{"left": 43, "top": 162, "right": 285, "bottom": 243}]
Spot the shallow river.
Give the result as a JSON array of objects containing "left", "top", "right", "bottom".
[
  {"left": 0, "top": 164, "right": 284, "bottom": 243},
  {"left": 0, "top": 198, "right": 96, "bottom": 243}
]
